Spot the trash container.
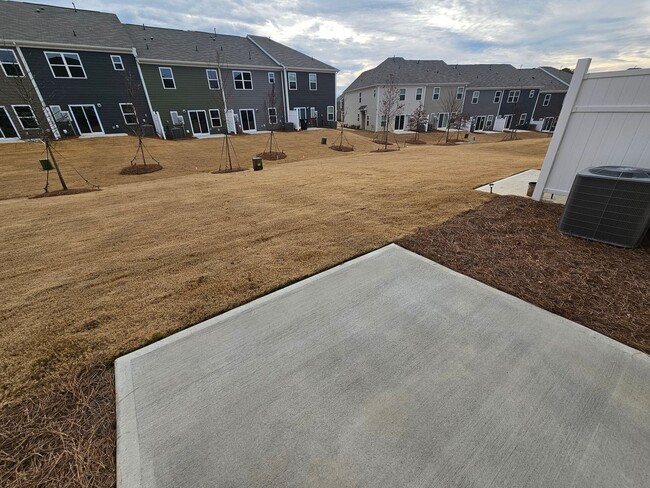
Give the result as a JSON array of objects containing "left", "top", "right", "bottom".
[
  {"left": 321, "top": 137, "right": 327, "bottom": 145},
  {"left": 252, "top": 157, "right": 263, "bottom": 171},
  {"left": 527, "top": 181, "right": 536, "bottom": 197}
]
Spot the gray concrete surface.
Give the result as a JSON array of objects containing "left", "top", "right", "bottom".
[
  {"left": 476, "top": 169, "right": 567, "bottom": 204},
  {"left": 116, "top": 244, "right": 650, "bottom": 488}
]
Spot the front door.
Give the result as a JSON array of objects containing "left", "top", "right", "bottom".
[
  {"left": 69, "top": 105, "right": 103, "bottom": 135},
  {"left": 360, "top": 111, "right": 366, "bottom": 130},
  {"left": 437, "top": 112, "right": 449, "bottom": 129},
  {"left": 239, "top": 109, "right": 256, "bottom": 132},
  {"left": 504, "top": 114, "right": 513, "bottom": 130},
  {"left": 542, "top": 117, "right": 554, "bottom": 131},
  {"left": 474, "top": 116, "right": 486, "bottom": 131},
  {"left": 394, "top": 114, "right": 405, "bottom": 130},
  {"left": 0, "top": 107, "right": 19, "bottom": 139},
  {"left": 188, "top": 110, "right": 209, "bottom": 135}
]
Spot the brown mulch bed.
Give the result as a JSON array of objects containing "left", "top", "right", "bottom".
[
  {"left": 405, "top": 139, "right": 426, "bottom": 144},
  {"left": 372, "top": 139, "right": 393, "bottom": 145},
  {"left": 119, "top": 164, "right": 163, "bottom": 175},
  {"left": 256, "top": 151, "right": 287, "bottom": 161},
  {"left": 0, "top": 365, "right": 115, "bottom": 487},
  {"left": 30, "top": 188, "right": 99, "bottom": 199},
  {"left": 329, "top": 145, "right": 354, "bottom": 152},
  {"left": 397, "top": 195, "right": 650, "bottom": 354}
]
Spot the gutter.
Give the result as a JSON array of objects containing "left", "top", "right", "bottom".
[
  {"left": 539, "top": 67, "right": 571, "bottom": 87},
  {"left": 6, "top": 39, "right": 132, "bottom": 53},
  {"left": 132, "top": 47, "right": 164, "bottom": 139}
]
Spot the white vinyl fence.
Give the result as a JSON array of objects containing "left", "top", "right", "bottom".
[{"left": 533, "top": 58, "right": 650, "bottom": 200}]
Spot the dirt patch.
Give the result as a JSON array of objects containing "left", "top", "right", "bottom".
[
  {"left": 372, "top": 139, "right": 393, "bottom": 145},
  {"left": 398, "top": 196, "right": 650, "bottom": 354},
  {"left": 119, "top": 164, "right": 163, "bottom": 175},
  {"left": 405, "top": 139, "right": 426, "bottom": 145},
  {"left": 257, "top": 151, "right": 287, "bottom": 161},
  {"left": 211, "top": 167, "right": 247, "bottom": 174},
  {"left": 0, "top": 365, "right": 115, "bottom": 488},
  {"left": 29, "top": 188, "right": 99, "bottom": 199},
  {"left": 329, "top": 145, "right": 354, "bottom": 152},
  {"left": 372, "top": 148, "right": 400, "bottom": 153}
]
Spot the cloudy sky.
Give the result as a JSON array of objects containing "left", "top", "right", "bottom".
[{"left": 35, "top": 0, "right": 650, "bottom": 94}]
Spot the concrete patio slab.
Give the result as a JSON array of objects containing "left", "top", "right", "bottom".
[
  {"left": 476, "top": 169, "right": 567, "bottom": 203},
  {"left": 116, "top": 244, "right": 650, "bottom": 488}
]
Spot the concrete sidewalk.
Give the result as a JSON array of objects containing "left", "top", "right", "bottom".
[{"left": 116, "top": 245, "right": 650, "bottom": 488}]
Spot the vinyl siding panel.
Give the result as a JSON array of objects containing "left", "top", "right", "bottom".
[
  {"left": 0, "top": 47, "right": 42, "bottom": 139},
  {"left": 533, "top": 92, "right": 565, "bottom": 119},
  {"left": 286, "top": 71, "right": 336, "bottom": 127}
]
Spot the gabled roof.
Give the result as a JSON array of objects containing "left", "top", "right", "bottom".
[
  {"left": 247, "top": 35, "right": 337, "bottom": 72},
  {"left": 125, "top": 24, "right": 278, "bottom": 68},
  {"left": 0, "top": 0, "right": 132, "bottom": 50},
  {"left": 539, "top": 66, "right": 573, "bottom": 86},
  {"left": 345, "top": 57, "right": 457, "bottom": 92}
]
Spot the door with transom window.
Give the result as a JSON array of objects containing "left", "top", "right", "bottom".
[{"left": 69, "top": 104, "right": 103, "bottom": 135}]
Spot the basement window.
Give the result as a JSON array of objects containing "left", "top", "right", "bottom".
[
  {"left": 0, "top": 49, "right": 24, "bottom": 77},
  {"left": 119, "top": 103, "right": 137, "bottom": 125},
  {"left": 45, "top": 52, "right": 86, "bottom": 78},
  {"left": 159, "top": 67, "right": 175, "bottom": 89},
  {"left": 206, "top": 69, "right": 219, "bottom": 90},
  {"left": 13, "top": 105, "right": 38, "bottom": 129},
  {"left": 111, "top": 55, "right": 124, "bottom": 71}
]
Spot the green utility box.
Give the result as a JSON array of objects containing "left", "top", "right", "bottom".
[
  {"left": 39, "top": 159, "right": 54, "bottom": 171},
  {"left": 321, "top": 137, "right": 327, "bottom": 145},
  {"left": 252, "top": 157, "right": 263, "bottom": 171}
]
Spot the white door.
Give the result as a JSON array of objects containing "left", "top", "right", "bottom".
[
  {"left": 239, "top": 109, "right": 256, "bottom": 132},
  {"left": 69, "top": 104, "right": 104, "bottom": 135},
  {"left": 0, "top": 107, "right": 19, "bottom": 139},
  {"left": 188, "top": 110, "right": 209, "bottom": 135}
]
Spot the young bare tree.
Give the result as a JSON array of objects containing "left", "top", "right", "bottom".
[
  {"left": 438, "top": 89, "right": 464, "bottom": 144},
  {"left": 330, "top": 107, "right": 354, "bottom": 152},
  {"left": 259, "top": 80, "right": 286, "bottom": 160},
  {"left": 376, "top": 75, "right": 404, "bottom": 151},
  {"left": 407, "top": 102, "right": 428, "bottom": 143},
  {"left": 1, "top": 51, "right": 68, "bottom": 191}
]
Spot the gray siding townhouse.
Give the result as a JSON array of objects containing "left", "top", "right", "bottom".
[
  {"left": 532, "top": 67, "right": 572, "bottom": 131},
  {"left": 248, "top": 35, "right": 338, "bottom": 128},
  {"left": 126, "top": 25, "right": 284, "bottom": 137},
  {"left": 0, "top": 45, "right": 40, "bottom": 141},
  {"left": 1, "top": 1, "right": 152, "bottom": 138}
]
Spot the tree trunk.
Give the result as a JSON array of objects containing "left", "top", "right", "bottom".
[{"left": 47, "top": 142, "right": 68, "bottom": 191}]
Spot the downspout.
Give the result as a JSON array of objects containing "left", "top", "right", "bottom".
[
  {"left": 132, "top": 47, "right": 164, "bottom": 139},
  {"left": 531, "top": 89, "right": 540, "bottom": 126},
  {"left": 15, "top": 44, "right": 60, "bottom": 139}
]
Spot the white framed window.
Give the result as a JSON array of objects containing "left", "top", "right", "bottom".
[
  {"left": 327, "top": 106, "right": 334, "bottom": 121},
  {"left": 268, "top": 107, "right": 277, "bottom": 125},
  {"left": 543, "top": 93, "right": 552, "bottom": 106},
  {"left": 358, "top": 92, "right": 362, "bottom": 103},
  {"left": 209, "top": 109, "right": 222, "bottom": 127},
  {"left": 12, "top": 105, "right": 38, "bottom": 129},
  {"left": 268, "top": 72, "right": 275, "bottom": 84},
  {"left": 233, "top": 71, "right": 253, "bottom": 90},
  {"left": 519, "top": 113, "right": 527, "bottom": 125},
  {"left": 111, "top": 55, "right": 124, "bottom": 71},
  {"left": 415, "top": 87, "right": 422, "bottom": 100},
  {"left": 486, "top": 114, "right": 494, "bottom": 128},
  {"left": 49, "top": 105, "right": 70, "bottom": 123},
  {"left": 507, "top": 90, "right": 520, "bottom": 103},
  {"left": 288, "top": 72, "right": 297, "bottom": 90},
  {"left": 494, "top": 90, "right": 502, "bottom": 103},
  {"left": 310, "top": 107, "right": 317, "bottom": 118},
  {"left": 380, "top": 115, "right": 386, "bottom": 127},
  {"left": 399, "top": 88, "right": 406, "bottom": 101},
  {"left": 357, "top": 114, "right": 360, "bottom": 122},
  {"left": 206, "top": 69, "right": 219, "bottom": 90},
  {"left": 119, "top": 103, "right": 137, "bottom": 125},
  {"left": 456, "top": 86, "right": 464, "bottom": 99},
  {"left": 159, "top": 67, "right": 175, "bottom": 89},
  {"left": 529, "top": 89, "right": 535, "bottom": 98},
  {"left": 471, "top": 91, "right": 480, "bottom": 104},
  {"left": 0, "top": 49, "right": 24, "bottom": 77},
  {"left": 309, "top": 73, "right": 317, "bottom": 91},
  {"left": 170, "top": 111, "right": 184, "bottom": 125},
  {"left": 45, "top": 52, "right": 86, "bottom": 78},
  {"left": 432, "top": 87, "right": 440, "bottom": 100}
]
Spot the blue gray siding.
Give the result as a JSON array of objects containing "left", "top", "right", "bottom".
[
  {"left": 498, "top": 88, "right": 539, "bottom": 127},
  {"left": 0, "top": 47, "right": 42, "bottom": 139},
  {"left": 533, "top": 92, "right": 565, "bottom": 119},
  {"left": 286, "top": 71, "right": 336, "bottom": 127}
]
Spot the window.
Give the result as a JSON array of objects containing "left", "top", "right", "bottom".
[
  {"left": 267, "top": 107, "right": 277, "bottom": 125},
  {"left": 456, "top": 86, "right": 464, "bottom": 99},
  {"left": 399, "top": 88, "right": 406, "bottom": 101},
  {"left": 359, "top": 92, "right": 362, "bottom": 103},
  {"left": 204, "top": 69, "right": 220, "bottom": 90},
  {"left": 268, "top": 72, "right": 275, "bottom": 84},
  {"left": 380, "top": 115, "right": 386, "bottom": 127},
  {"left": 415, "top": 87, "right": 422, "bottom": 100},
  {"left": 471, "top": 91, "right": 480, "bottom": 104},
  {"left": 432, "top": 87, "right": 440, "bottom": 100},
  {"left": 310, "top": 107, "right": 317, "bottom": 118},
  {"left": 507, "top": 90, "right": 520, "bottom": 103},
  {"left": 373, "top": 89, "right": 376, "bottom": 97},
  {"left": 327, "top": 106, "right": 334, "bottom": 121},
  {"left": 494, "top": 90, "right": 502, "bottom": 103},
  {"left": 0, "top": 49, "right": 23, "bottom": 77},
  {"left": 49, "top": 105, "right": 70, "bottom": 123},
  {"left": 519, "top": 113, "right": 527, "bottom": 125},
  {"left": 209, "top": 109, "right": 222, "bottom": 127},
  {"left": 45, "top": 52, "right": 86, "bottom": 78},
  {"left": 159, "top": 67, "right": 175, "bottom": 89},
  {"left": 529, "top": 90, "right": 535, "bottom": 98},
  {"left": 13, "top": 105, "right": 38, "bottom": 129},
  {"left": 543, "top": 93, "right": 552, "bottom": 106},
  {"left": 288, "top": 72, "right": 297, "bottom": 90},
  {"left": 119, "top": 103, "right": 137, "bottom": 125},
  {"left": 486, "top": 115, "right": 494, "bottom": 128},
  {"left": 233, "top": 71, "right": 253, "bottom": 90},
  {"left": 111, "top": 55, "right": 124, "bottom": 71},
  {"left": 309, "top": 73, "right": 317, "bottom": 91},
  {"left": 357, "top": 114, "right": 360, "bottom": 122}
]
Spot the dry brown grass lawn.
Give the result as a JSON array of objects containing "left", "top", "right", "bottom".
[
  {"left": 0, "top": 136, "right": 549, "bottom": 407},
  {"left": 351, "top": 127, "right": 551, "bottom": 146}
]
